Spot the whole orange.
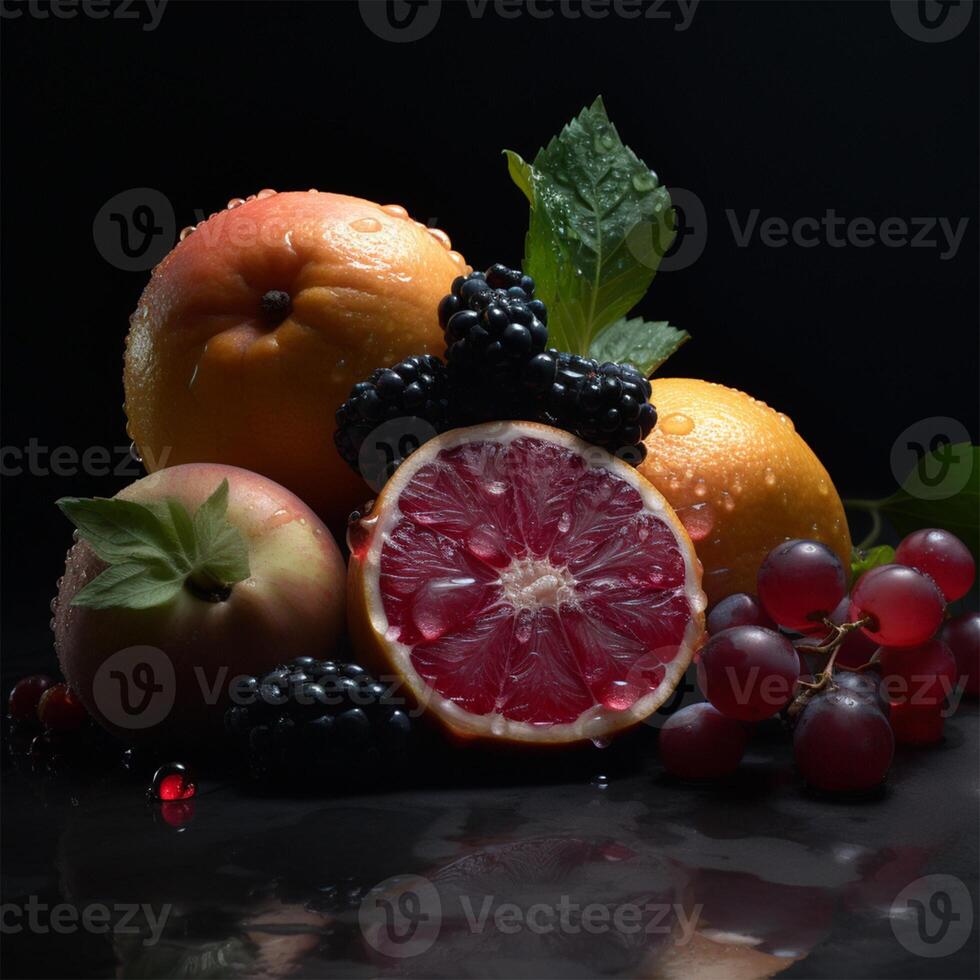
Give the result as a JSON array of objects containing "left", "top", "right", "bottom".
[
  {"left": 123, "top": 190, "right": 469, "bottom": 532},
  {"left": 639, "top": 378, "right": 851, "bottom": 606}
]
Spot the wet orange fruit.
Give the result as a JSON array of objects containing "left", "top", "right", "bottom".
[
  {"left": 124, "top": 190, "right": 469, "bottom": 532},
  {"left": 639, "top": 378, "right": 851, "bottom": 606}
]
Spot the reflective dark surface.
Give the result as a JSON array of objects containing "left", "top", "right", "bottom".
[{"left": 2, "top": 697, "right": 977, "bottom": 979}]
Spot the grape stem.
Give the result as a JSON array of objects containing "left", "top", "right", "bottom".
[
  {"left": 843, "top": 499, "right": 882, "bottom": 550},
  {"left": 792, "top": 615, "right": 873, "bottom": 695}
]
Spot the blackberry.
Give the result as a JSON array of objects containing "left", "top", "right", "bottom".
[
  {"left": 439, "top": 266, "right": 555, "bottom": 423},
  {"left": 334, "top": 355, "right": 450, "bottom": 475},
  {"left": 539, "top": 353, "right": 657, "bottom": 463},
  {"left": 223, "top": 658, "right": 413, "bottom": 786}
]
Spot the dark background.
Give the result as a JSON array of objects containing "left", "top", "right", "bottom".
[{"left": 2, "top": 0, "right": 978, "bottom": 657}]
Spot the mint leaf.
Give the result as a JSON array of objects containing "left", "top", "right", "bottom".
[
  {"left": 57, "top": 479, "right": 251, "bottom": 610},
  {"left": 850, "top": 544, "right": 895, "bottom": 581},
  {"left": 70, "top": 561, "right": 184, "bottom": 610},
  {"left": 880, "top": 444, "right": 979, "bottom": 558},
  {"left": 589, "top": 316, "right": 690, "bottom": 377},
  {"left": 505, "top": 97, "right": 675, "bottom": 355},
  {"left": 191, "top": 479, "right": 250, "bottom": 586},
  {"left": 56, "top": 496, "right": 185, "bottom": 567}
]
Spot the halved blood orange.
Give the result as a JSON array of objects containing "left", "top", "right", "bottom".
[{"left": 347, "top": 422, "right": 706, "bottom": 744}]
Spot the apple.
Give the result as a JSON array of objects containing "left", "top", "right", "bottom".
[{"left": 52, "top": 463, "right": 346, "bottom": 741}]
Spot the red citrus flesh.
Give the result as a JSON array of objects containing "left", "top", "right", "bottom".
[{"left": 349, "top": 423, "right": 706, "bottom": 742}]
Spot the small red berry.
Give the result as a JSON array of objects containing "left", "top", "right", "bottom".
[
  {"left": 37, "top": 684, "right": 89, "bottom": 733},
  {"left": 889, "top": 701, "right": 945, "bottom": 745},
  {"left": 8, "top": 674, "right": 55, "bottom": 721},
  {"left": 149, "top": 762, "right": 196, "bottom": 801}
]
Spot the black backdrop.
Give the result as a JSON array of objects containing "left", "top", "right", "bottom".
[{"left": 2, "top": 0, "right": 977, "bottom": 648}]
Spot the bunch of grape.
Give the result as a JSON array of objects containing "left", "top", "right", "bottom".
[{"left": 659, "top": 528, "right": 977, "bottom": 794}]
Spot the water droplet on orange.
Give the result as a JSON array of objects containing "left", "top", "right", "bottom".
[
  {"left": 350, "top": 217, "right": 382, "bottom": 233},
  {"left": 659, "top": 412, "right": 694, "bottom": 436}
]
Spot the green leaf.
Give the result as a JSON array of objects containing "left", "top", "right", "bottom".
[
  {"left": 190, "top": 479, "right": 250, "bottom": 587},
  {"left": 70, "top": 561, "right": 185, "bottom": 610},
  {"left": 880, "top": 443, "right": 979, "bottom": 558},
  {"left": 505, "top": 96, "right": 675, "bottom": 355},
  {"left": 589, "top": 316, "right": 690, "bottom": 377},
  {"left": 850, "top": 544, "right": 895, "bottom": 581},
  {"left": 55, "top": 496, "right": 183, "bottom": 567},
  {"left": 57, "top": 479, "right": 251, "bottom": 610}
]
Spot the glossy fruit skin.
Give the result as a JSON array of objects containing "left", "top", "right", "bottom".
[
  {"left": 7, "top": 675, "right": 56, "bottom": 721},
  {"left": 757, "top": 539, "right": 847, "bottom": 632},
  {"left": 878, "top": 640, "right": 958, "bottom": 709},
  {"left": 658, "top": 702, "right": 747, "bottom": 778},
  {"left": 696, "top": 626, "right": 799, "bottom": 721},
  {"left": 849, "top": 564, "right": 946, "bottom": 648},
  {"left": 834, "top": 671, "right": 890, "bottom": 717},
  {"left": 942, "top": 611, "right": 979, "bottom": 697},
  {"left": 124, "top": 191, "right": 469, "bottom": 532},
  {"left": 793, "top": 690, "right": 894, "bottom": 792},
  {"left": 707, "top": 593, "right": 775, "bottom": 634},
  {"left": 53, "top": 464, "right": 347, "bottom": 740},
  {"left": 639, "top": 378, "right": 851, "bottom": 605},
  {"left": 895, "top": 528, "right": 975, "bottom": 602},
  {"left": 37, "top": 684, "right": 89, "bottom": 732}
]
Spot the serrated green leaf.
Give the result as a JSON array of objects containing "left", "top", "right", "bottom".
[
  {"left": 589, "top": 316, "right": 690, "bottom": 377},
  {"left": 506, "top": 96, "right": 675, "bottom": 355},
  {"left": 70, "top": 561, "right": 184, "bottom": 610},
  {"left": 56, "top": 496, "right": 183, "bottom": 567},
  {"left": 880, "top": 444, "right": 979, "bottom": 558},
  {"left": 850, "top": 544, "right": 895, "bottom": 581},
  {"left": 191, "top": 480, "right": 250, "bottom": 586}
]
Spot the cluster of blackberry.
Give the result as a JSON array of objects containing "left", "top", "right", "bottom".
[
  {"left": 223, "top": 658, "right": 413, "bottom": 784},
  {"left": 334, "top": 265, "right": 659, "bottom": 477}
]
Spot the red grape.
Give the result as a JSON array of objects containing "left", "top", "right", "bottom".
[
  {"left": 895, "top": 528, "right": 975, "bottom": 602},
  {"left": 848, "top": 564, "right": 945, "bottom": 647},
  {"left": 878, "top": 639, "right": 957, "bottom": 709},
  {"left": 941, "top": 611, "right": 979, "bottom": 697},
  {"left": 793, "top": 690, "right": 894, "bottom": 792},
  {"left": 707, "top": 593, "right": 776, "bottom": 634},
  {"left": 36, "top": 684, "right": 88, "bottom": 733},
  {"left": 658, "top": 702, "right": 747, "bottom": 779},
  {"left": 757, "top": 539, "right": 847, "bottom": 632},
  {"left": 696, "top": 625, "right": 800, "bottom": 721},
  {"left": 834, "top": 670, "right": 890, "bottom": 716},
  {"left": 7, "top": 675, "right": 55, "bottom": 721},
  {"left": 889, "top": 702, "right": 944, "bottom": 745}
]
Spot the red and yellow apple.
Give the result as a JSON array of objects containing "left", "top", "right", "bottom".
[{"left": 52, "top": 463, "right": 346, "bottom": 740}]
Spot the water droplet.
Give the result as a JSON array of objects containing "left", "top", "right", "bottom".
[
  {"left": 777, "top": 412, "right": 795, "bottom": 431},
  {"left": 592, "top": 774, "right": 610, "bottom": 790},
  {"left": 558, "top": 511, "right": 572, "bottom": 533},
  {"left": 515, "top": 608, "right": 534, "bottom": 644},
  {"left": 257, "top": 188, "right": 277, "bottom": 199},
  {"left": 129, "top": 442, "right": 143, "bottom": 465},
  {"left": 427, "top": 227, "right": 451, "bottom": 249},
  {"left": 381, "top": 204, "right": 408, "bottom": 218},
  {"left": 693, "top": 479, "right": 708, "bottom": 498},
  {"left": 350, "top": 217, "right": 382, "bottom": 233},
  {"left": 485, "top": 480, "right": 507, "bottom": 496},
  {"left": 817, "top": 480, "right": 829, "bottom": 497},
  {"left": 631, "top": 170, "right": 659, "bottom": 192},
  {"left": 720, "top": 491, "right": 735, "bottom": 513},
  {"left": 678, "top": 502, "right": 715, "bottom": 542},
  {"left": 600, "top": 679, "right": 640, "bottom": 711},
  {"left": 179, "top": 225, "right": 196, "bottom": 241},
  {"left": 764, "top": 467, "right": 777, "bottom": 487},
  {"left": 225, "top": 197, "right": 245, "bottom": 210},
  {"left": 659, "top": 413, "right": 694, "bottom": 436},
  {"left": 591, "top": 736, "right": 611, "bottom": 750}
]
